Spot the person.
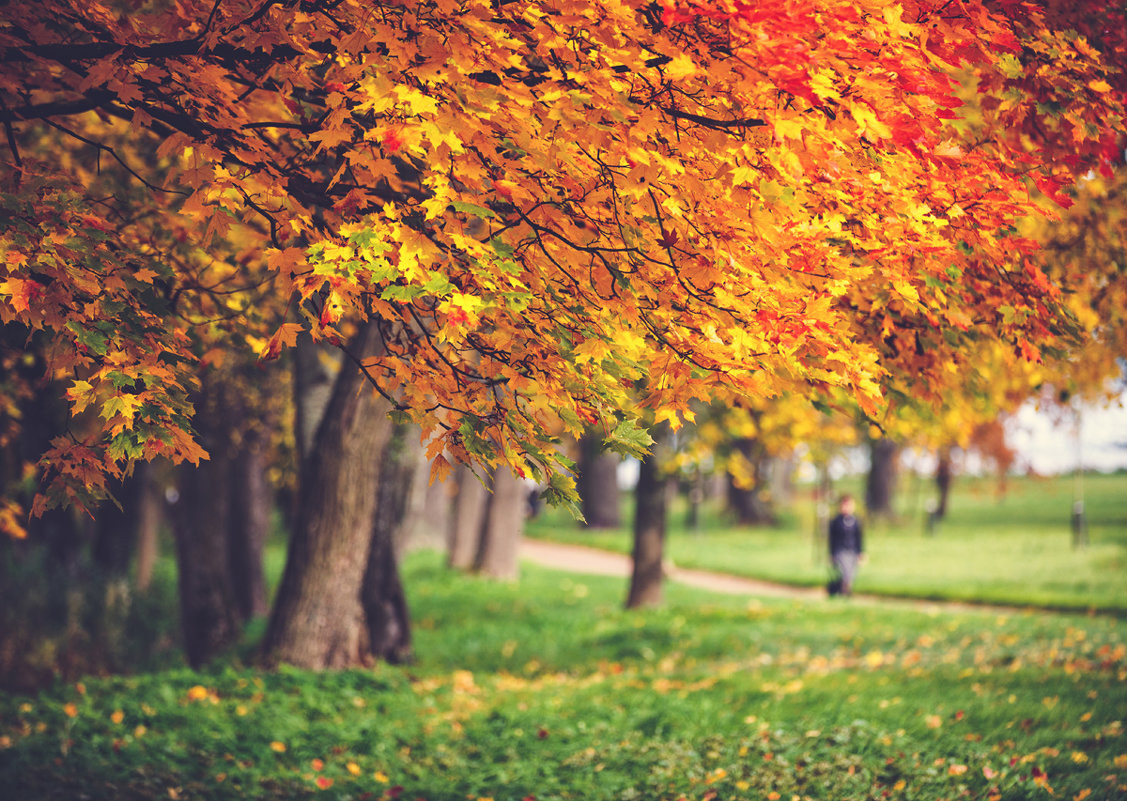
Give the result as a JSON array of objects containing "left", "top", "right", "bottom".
[{"left": 828, "top": 494, "right": 864, "bottom": 596}]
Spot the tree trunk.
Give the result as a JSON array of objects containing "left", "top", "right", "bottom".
[
  {"left": 448, "top": 463, "right": 488, "bottom": 570},
  {"left": 92, "top": 470, "right": 142, "bottom": 578},
  {"left": 577, "top": 431, "right": 621, "bottom": 528},
  {"left": 726, "top": 437, "right": 776, "bottom": 525},
  {"left": 262, "top": 323, "right": 394, "bottom": 670},
  {"left": 228, "top": 428, "right": 271, "bottom": 619},
  {"left": 410, "top": 461, "right": 453, "bottom": 551},
  {"left": 169, "top": 380, "right": 242, "bottom": 668},
  {"left": 627, "top": 427, "right": 669, "bottom": 609},
  {"left": 361, "top": 425, "right": 418, "bottom": 663},
  {"left": 134, "top": 461, "right": 162, "bottom": 592},
  {"left": 474, "top": 466, "right": 523, "bottom": 580},
  {"left": 934, "top": 447, "right": 953, "bottom": 521},
  {"left": 866, "top": 437, "right": 900, "bottom": 518}
]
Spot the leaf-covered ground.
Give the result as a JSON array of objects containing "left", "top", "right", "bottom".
[{"left": 1, "top": 553, "right": 1125, "bottom": 801}]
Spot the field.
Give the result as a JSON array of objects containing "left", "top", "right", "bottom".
[
  {"left": 526, "top": 472, "right": 1127, "bottom": 614},
  {"left": 2, "top": 551, "right": 1127, "bottom": 800},
  {"left": 2, "top": 473, "right": 1126, "bottom": 800}
]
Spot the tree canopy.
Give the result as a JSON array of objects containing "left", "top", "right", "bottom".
[{"left": 1, "top": 0, "right": 1124, "bottom": 527}]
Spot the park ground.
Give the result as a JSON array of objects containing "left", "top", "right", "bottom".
[{"left": 1, "top": 472, "right": 1125, "bottom": 800}]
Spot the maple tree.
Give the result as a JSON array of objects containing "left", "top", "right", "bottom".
[
  {"left": 1, "top": 0, "right": 1124, "bottom": 524},
  {"left": 0, "top": 0, "right": 1126, "bottom": 664}
]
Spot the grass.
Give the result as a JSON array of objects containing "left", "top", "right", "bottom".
[
  {"left": 525, "top": 471, "right": 1127, "bottom": 614},
  {"left": 2, "top": 551, "right": 1127, "bottom": 801}
]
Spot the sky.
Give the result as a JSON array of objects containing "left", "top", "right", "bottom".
[{"left": 1007, "top": 397, "right": 1127, "bottom": 475}]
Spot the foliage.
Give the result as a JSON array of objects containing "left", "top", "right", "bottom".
[
  {"left": 1, "top": 553, "right": 1125, "bottom": 800},
  {"left": 1020, "top": 165, "right": 1127, "bottom": 399},
  {"left": 526, "top": 472, "right": 1127, "bottom": 614},
  {"left": 1, "top": 0, "right": 1125, "bottom": 522}
]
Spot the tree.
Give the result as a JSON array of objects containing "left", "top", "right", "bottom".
[
  {"left": 576, "top": 431, "right": 622, "bottom": 529},
  {"left": 865, "top": 436, "right": 900, "bottom": 520},
  {"left": 261, "top": 322, "right": 398, "bottom": 669},
  {"left": 2, "top": 0, "right": 1125, "bottom": 653},
  {"left": 626, "top": 425, "right": 671, "bottom": 609}
]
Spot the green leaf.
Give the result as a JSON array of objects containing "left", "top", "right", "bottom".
[
  {"left": 423, "top": 273, "right": 453, "bottom": 295},
  {"left": 541, "top": 471, "right": 584, "bottom": 521},
  {"left": 604, "top": 417, "right": 654, "bottom": 457},
  {"left": 451, "top": 201, "right": 497, "bottom": 219}
]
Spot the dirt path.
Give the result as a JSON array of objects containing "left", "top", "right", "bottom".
[
  {"left": 519, "top": 538, "right": 1029, "bottom": 615},
  {"left": 521, "top": 539, "right": 824, "bottom": 599}
]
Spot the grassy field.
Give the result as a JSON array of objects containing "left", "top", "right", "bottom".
[
  {"left": 2, "top": 551, "right": 1125, "bottom": 800},
  {"left": 526, "top": 472, "right": 1127, "bottom": 614}
]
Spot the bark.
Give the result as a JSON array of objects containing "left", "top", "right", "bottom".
[
  {"left": 134, "top": 461, "right": 162, "bottom": 592},
  {"left": 577, "top": 431, "right": 621, "bottom": 528},
  {"left": 227, "top": 428, "right": 271, "bottom": 619},
  {"left": 726, "top": 437, "right": 777, "bottom": 526},
  {"left": 169, "top": 382, "right": 242, "bottom": 668},
  {"left": 865, "top": 437, "right": 900, "bottom": 518},
  {"left": 474, "top": 465, "right": 523, "bottom": 580},
  {"left": 448, "top": 463, "right": 489, "bottom": 570},
  {"left": 293, "top": 334, "right": 338, "bottom": 462},
  {"left": 627, "top": 427, "right": 669, "bottom": 609},
  {"left": 262, "top": 323, "right": 395, "bottom": 670},
  {"left": 359, "top": 425, "right": 419, "bottom": 663}
]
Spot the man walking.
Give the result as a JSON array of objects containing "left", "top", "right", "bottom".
[{"left": 828, "top": 494, "right": 864, "bottom": 596}]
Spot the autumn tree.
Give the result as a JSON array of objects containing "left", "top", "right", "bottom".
[{"left": 2, "top": 0, "right": 1125, "bottom": 654}]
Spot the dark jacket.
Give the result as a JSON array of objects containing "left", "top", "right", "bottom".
[{"left": 829, "top": 513, "right": 863, "bottom": 556}]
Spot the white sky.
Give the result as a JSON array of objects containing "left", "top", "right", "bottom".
[{"left": 1008, "top": 396, "right": 1127, "bottom": 475}]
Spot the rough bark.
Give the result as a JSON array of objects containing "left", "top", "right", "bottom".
[
  {"left": 627, "top": 427, "right": 669, "bottom": 609},
  {"left": 448, "top": 463, "right": 489, "bottom": 570},
  {"left": 262, "top": 323, "right": 394, "bottom": 670},
  {"left": 866, "top": 437, "right": 900, "bottom": 518},
  {"left": 577, "top": 431, "right": 622, "bottom": 528},
  {"left": 474, "top": 465, "right": 523, "bottom": 580}
]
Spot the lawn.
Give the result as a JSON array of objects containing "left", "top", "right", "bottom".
[
  {"left": 525, "top": 471, "right": 1127, "bottom": 614},
  {"left": 2, "top": 551, "right": 1126, "bottom": 801}
]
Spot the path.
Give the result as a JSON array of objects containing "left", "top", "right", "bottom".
[
  {"left": 521, "top": 539, "right": 823, "bottom": 599},
  {"left": 519, "top": 538, "right": 1028, "bottom": 615}
]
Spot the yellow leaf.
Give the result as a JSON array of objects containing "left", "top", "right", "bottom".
[
  {"left": 1088, "top": 79, "right": 1112, "bottom": 93},
  {"left": 68, "top": 380, "right": 95, "bottom": 414},
  {"left": 664, "top": 53, "right": 697, "bottom": 80}
]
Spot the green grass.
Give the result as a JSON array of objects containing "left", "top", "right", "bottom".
[
  {"left": 526, "top": 472, "right": 1127, "bottom": 614},
  {"left": 2, "top": 551, "right": 1126, "bottom": 801}
]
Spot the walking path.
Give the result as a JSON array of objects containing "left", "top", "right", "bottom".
[
  {"left": 521, "top": 539, "right": 823, "bottom": 599},
  {"left": 519, "top": 538, "right": 1034, "bottom": 615}
]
